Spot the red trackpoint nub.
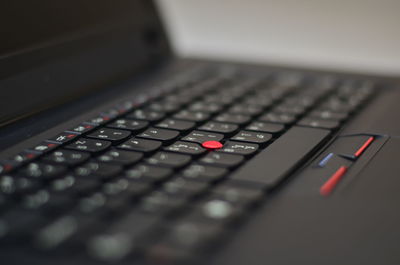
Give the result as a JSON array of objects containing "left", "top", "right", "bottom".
[{"left": 202, "top": 141, "right": 223, "bottom": 150}]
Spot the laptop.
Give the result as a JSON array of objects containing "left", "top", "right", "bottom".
[{"left": 1, "top": 1, "right": 400, "bottom": 264}]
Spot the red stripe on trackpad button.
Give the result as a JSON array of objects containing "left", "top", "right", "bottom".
[{"left": 320, "top": 166, "right": 348, "bottom": 196}]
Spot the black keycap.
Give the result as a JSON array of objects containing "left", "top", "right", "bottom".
[
  {"left": 42, "top": 149, "right": 90, "bottom": 166},
  {"left": 48, "top": 132, "right": 79, "bottom": 144},
  {"left": 75, "top": 162, "right": 122, "bottom": 180},
  {"left": 214, "top": 113, "right": 251, "bottom": 125},
  {"left": 319, "top": 97, "right": 356, "bottom": 113},
  {"left": 140, "top": 191, "right": 187, "bottom": 215},
  {"left": 147, "top": 152, "right": 191, "bottom": 168},
  {"left": 230, "top": 126, "right": 330, "bottom": 187},
  {"left": 118, "top": 138, "right": 161, "bottom": 153},
  {"left": 0, "top": 208, "right": 49, "bottom": 240},
  {"left": 308, "top": 110, "right": 348, "bottom": 121},
  {"left": 0, "top": 161, "right": 17, "bottom": 175},
  {"left": 228, "top": 104, "right": 263, "bottom": 116},
  {"left": 246, "top": 122, "right": 284, "bottom": 134},
  {"left": 150, "top": 222, "right": 225, "bottom": 254},
  {"left": 67, "top": 123, "right": 96, "bottom": 134},
  {"left": 107, "top": 119, "right": 148, "bottom": 132},
  {"left": 188, "top": 101, "right": 222, "bottom": 113},
  {"left": 297, "top": 118, "right": 339, "bottom": 130},
  {"left": 258, "top": 112, "right": 296, "bottom": 124},
  {"left": 162, "top": 177, "right": 208, "bottom": 198},
  {"left": 147, "top": 101, "right": 180, "bottom": 113},
  {"left": 87, "top": 115, "right": 112, "bottom": 125},
  {"left": 21, "top": 189, "right": 50, "bottom": 209},
  {"left": 137, "top": 128, "right": 180, "bottom": 142},
  {"left": 273, "top": 104, "right": 306, "bottom": 115},
  {"left": 183, "top": 199, "right": 242, "bottom": 224},
  {"left": 51, "top": 175, "right": 100, "bottom": 196},
  {"left": 97, "top": 149, "right": 143, "bottom": 165},
  {"left": 231, "top": 131, "right": 272, "bottom": 144},
  {"left": 173, "top": 110, "right": 210, "bottom": 123},
  {"left": 10, "top": 151, "right": 40, "bottom": 164},
  {"left": 218, "top": 141, "right": 259, "bottom": 156},
  {"left": 0, "top": 175, "right": 41, "bottom": 195},
  {"left": 125, "top": 164, "right": 172, "bottom": 183},
  {"left": 87, "top": 128, "right": 131, "bottom": 142},
  {"left": 181, "top": 164, "right": 227, "bottom": 182},
  {"left": 30, "top": 141, "right": 59, "bottom": 153},
  {"left": 18, "top": 162, "right": 67, "bottom": 179},
  {"left": 127, "top": 109, "right": 165, "bottom": 122},
  {"left": 198, "top": 122, "right": 238, "bottom": 134},
  {"left": 181, "top": 131, "right": 224, "bottom": 145},
  {"left": 66, "top": 138, "right": 111, "bottom": 153},
  {"left": 200, "top": 153, "right": 244, "bottom": 168},
  {"left": 156, "top": 119, "right": 195, "bottom": 131},
  {"left": 164, "top": 141, "right": 206, "bottom": 156},
  {"left": 242, "top": 95, "right": 273, "bottom": 107},
  {"left": 87, "top": 211, "right": 159, "bottom": 261},
  {"left": 203, "top": 93, "right": 235, "bottom": 105},
  {"left": 210, "top": 184, "right": 264, "bottom": 207}
]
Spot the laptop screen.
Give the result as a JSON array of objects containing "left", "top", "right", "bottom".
[{"left": 0, "top": 0, "right": 168, "bottom": 127}]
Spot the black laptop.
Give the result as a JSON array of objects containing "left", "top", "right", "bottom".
[{"left": 1, "top": 1, "right": 400, "bottom": 264}]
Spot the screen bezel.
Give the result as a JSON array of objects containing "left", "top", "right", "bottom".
[{"left": 0, "top": 0, "right": 171, "bottom": 127}]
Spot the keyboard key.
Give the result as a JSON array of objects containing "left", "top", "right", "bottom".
[
  {"left": 198, "top": 122, "right": 238, "bottom": 134},
  {"left": 182, "top": 164, "right": 227, "bottom": 182},
  {"left": 210, "top": 184, "right": 264, "bottom": 207},
  {"left": 18, "top": 163, "right": 67, "bottom": 179},
  {"left": 214, "top": 113, "right": 251, "bottom": 125},
  {"left": 181, "top": 131, "right": 224, "bottom": 145},
  {"left": 107, "top": 119, "right": 148, "bottom": 132},
  {"left": 156, "top": 119, "right": 195, "bottom": 131},
  {"left": 164, "top": 141, "right": 206, "bottom": 156},
  {"left": 146, "top": 152, "right": 191, "bottom": 168},
  {"left": 200, "top": 153, "right": 244, "bottom": 168},
  {"left": 128, "top": 109, "right": 165, "bottom": 122},
  {"left": 297, "top": 118, "right": 339, "bottom": 130},
  {"left": 87, "top": 115, "right": 112, "bottom": 125},
  {"left": 308, "top": 110, "right": 348, "bottom": 121},
  {"left": 48, "top": 132, "right": 78, "bottom": 144},
  {"left": 0, "top": 175, "right": 41, "bottom": 195},
  {"left": 188, "top": 101, "right": 222, "bottom": 113},
  {"left": 66, "top": 138, "right": 111, "bottom": 153},
  {"left": 231, "top": 131, "right": 272, "bottom": 144},
  {"left": 273, "top": 104, "right": 306, "bottom": 115},
  {"left": 87, "top": 128, "right": 131, "bottom": 142},
  {"left": 125, "top": 164, "right": 172, "bottom": 182},
  {"left": 51, "top": 175, "right": 100, "bottom": 196},
  {"left": 137, "top": 128, "right": 179, "bottom": 142},
  {"left": 230, "top": 126, "right": 330, "bottom": 187},
  {"left": 67, "top": 123, "right": 96, "bottom": 134},
  {"left": 218, "top": 141, "right": 259, "bottom": 156},
  {"left": 9, "top": 150, "right": 40, "bottom": 164},
  {"left": 147, "top": 101, "right": 180, "bottom": 113},
  {"left": 97, "top": 149, "right": 143, "bottom": 165},
  {"left": 228, "top": 104, "right": 263, "bottom": 116},
  {"left": 162, "top": 177, "right": 208, "bottom": 198},
  {"left": 140, "top": 191, "right": 187, "bottom": 215},
  {"left": 173, "top": 110, "right": 210, "bottom": 123},
  {"left": 242, "top": 95, "right": 273, "bottom": 107},
  {"left": 30, "top": 142, "right": 59, "bottom": 153},
  {"left": 118, "top": 138, "right": 161, "bottom": 153},
  {"left": 87, "top": 211, "right": 159, "bottom": 261},
  {"left": 75, "top": 162, "right": 122, "bottom": 180},
  {"left": 42, "top": 149, "right": 90, "bottom": 166},
  {"left": 258, "top": 112, "right": 296, "bottom": 124},
  {"left": 246, "top": 121, "right": 284, "bottom": 134},
  {"left": 184, "top": 199, "right": 242, "bottom": 224}
]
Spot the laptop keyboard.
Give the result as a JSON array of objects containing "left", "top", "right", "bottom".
[{"left": 0, "top": 65, "right": 376, "bottom": 264}]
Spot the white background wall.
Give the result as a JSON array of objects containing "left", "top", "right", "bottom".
[{"left": 156, "top": 0, "right": 400, "bottom": 76}]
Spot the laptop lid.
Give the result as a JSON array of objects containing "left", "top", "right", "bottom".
[{"left": 0, "top": 0, "right": 170, "bottom": 128}]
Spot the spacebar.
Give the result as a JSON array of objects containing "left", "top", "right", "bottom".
[{"left": 230, "top": 126, "right": 330, "bottom": 188}]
